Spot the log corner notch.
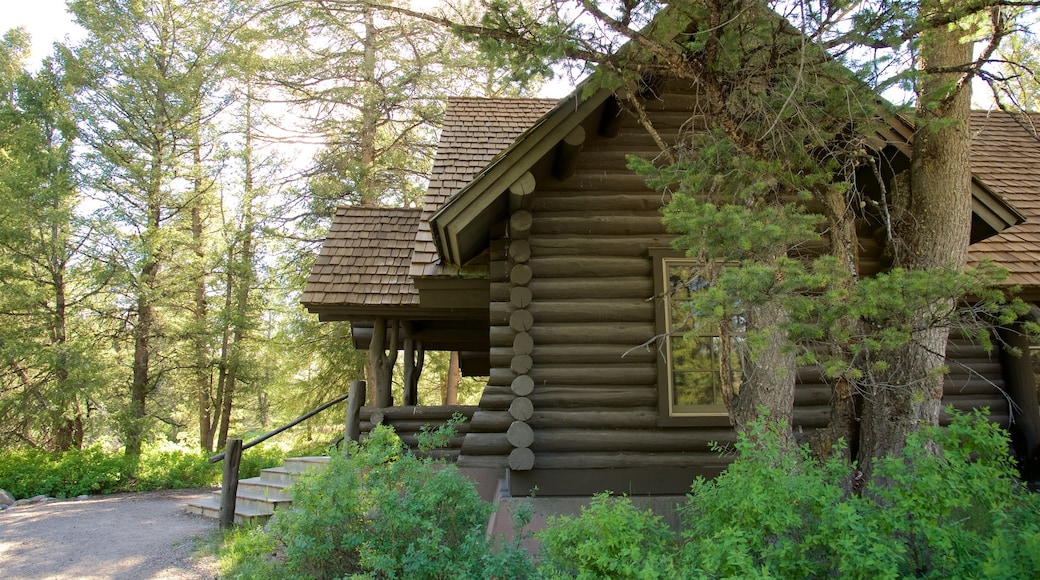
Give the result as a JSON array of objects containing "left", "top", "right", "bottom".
[
  {"left": 508, "top": 172, "right": 537, "bottom": 213},
  {"left": 552, "top": 125, "right": 586, "bottom": 181}
]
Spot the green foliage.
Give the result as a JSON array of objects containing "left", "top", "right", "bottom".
[
  {"left": 538, "top": 493, "right": 678, "bottom": 578},
  {"left": 537, "top": 412, "right": 1040, "bottom": 579},
  {"left": 220, "top": 424, "right": 535, "bottom": 579},
  {"left": 0, "top": 442, "right": 284, "bottom": 499},
  {"left": 417, "top": 411, "right": 467, "bottom": 451},
  {"left": 0, "top": 441, "right": 286, "bottom": 498}
]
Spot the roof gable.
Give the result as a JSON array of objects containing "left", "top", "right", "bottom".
[{"left": 411, "top": 96, "right": 559, "bottom": 277}]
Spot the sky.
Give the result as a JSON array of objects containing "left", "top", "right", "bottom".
[{"left": 2, "top": 0, "right": 84, "bottom": 66}]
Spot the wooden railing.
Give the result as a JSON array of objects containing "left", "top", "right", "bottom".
[{"left": 209, "top": 380, "right": 366, "bottom": 528}]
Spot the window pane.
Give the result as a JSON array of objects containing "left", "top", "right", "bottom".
[
  {"left": 663, "top": 259, "right": 742, "bottom": 416},
  {"left": 673, "top": 371, "right": 720, "bottom": 407}
]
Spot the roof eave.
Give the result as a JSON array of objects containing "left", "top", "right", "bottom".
[
  {"left": 431, "top": 85, "right": 617, "bottom": 266},
  {"left": 971, "top": 176, "right": 1026, "bottom": 242}
]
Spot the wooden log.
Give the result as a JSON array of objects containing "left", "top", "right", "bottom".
[
  {"left": 529, "top": 428, "right": 735, "bottom": 453},
  {"left": 792, "top": 384, "right": 835, "bottom": 406},
  {"left": 531, "top": 451, "right": 732, "bottom": 470},
  {"left": 509, "top": 397, "right": 535, "bottom": 421},
  {"left": 510, "top": 264, "right": 533, "bottom": 286},
  {"left": 396, "top": 433, "right": 467, "bottom": 449},
  {"left": 509, "top": 447, "right": 536, "bottom": 471},
  {"left": 507, "top": 421, "right": 535, "bottom": 448},
  {"left": 359, "top": 405, "right": 477, "bottom": 421},
  {"left": 529, "top": 256, "right": 652, "bottom": 279},
  {"left": 508, "top": 172, "right": 536, "bottom": 213},
  {"left": 371, "top": 411, "right": 385, "bottom": 426},
  {"left": 490, "top": 344, "right": 656, "bottom": 366},
  {"left": 792, "top": 407, "right": 831, "bottom": 428},
  {"left": 531, "top": 214, "right": 666, "bottom": 237},
  {"left": 941, "top": 377, "right": 1008, "bottom": 395},
  {"left": 528, "top": 234, "right": 676, "bottom": 256},
  {"left": 524, "top": 300, "right": 653, "bottom": 323},
  {"left": 509, "top": 210, "right": 533, "bottom": 239},
  {"left": 509, "top": 239, "right": 532, "bottom": 263},
  {"left": 511, "top": 375, "right": 535, "bottom": 397},
  {"left": 511, "top": 354, "right": 533, "bottom": 374},
  {"left": 528, "top": 278, "right": 653, "bottom": 300},
  {"left": 457, "top": 455, "right": 509, "bottom": 469},
  {"left": 553, "top": 125, "right": 586, "bottom": 180},
  {"left": 360, "top": 419, "right": 473, "bottom": 434},
  {"left": 491, "top": 322, "right": 656, "bottom": 346},
  {"left": 473, "top": 408, "right": 660, "bottom": 431},
  {"left": 489, "top": 365, "right": 656, "bottom": 388},
  {"left": 509, "top": 310, "right": 534, "bottom": 332},
  {"left": 464, "top": 433, "right": 513, "bottom": 455},
  {"left": 483, "top": 386, "right": 659, "bottom": 409},
  {"left": 513, "top": 332, "right": 534, "bottom": 355},
  {"left": 344, "top": 380, "right": 365, "bottom": 445},
  {"left": 510, "top": 287, "right": 532, "bottom": 308},
  {"left": 219, "top": 438, "right": 243, "bottom": 529},
  {"left": 531, "top": 194, "right": 664, "bottom": 213}
]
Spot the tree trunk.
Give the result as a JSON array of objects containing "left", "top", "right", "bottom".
[
  {"left": 191, "top": 113, "right": 214, "bottom": 453},
  {"left": 370, "top": 317, "right": 398, "bottom": 408},
  {"left": 859, "top": 4, "right": 973, "bottom": 475},
  {"left": 728, "top": 299, "right": 797, "bottom": 452},
  {"left": 445, "top": 351, "right": 461, "bottom": 405}
]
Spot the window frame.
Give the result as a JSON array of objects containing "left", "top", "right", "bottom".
[{"left": 651, "top": 248, "right": 733, "bottom": 427}]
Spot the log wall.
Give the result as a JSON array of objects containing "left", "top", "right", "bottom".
[
  {"left": 455, "top": 81, "right": 1011, "bottom": 491},
  {"left": 358, "top": 405, "right": 476, "bottom": 462}
]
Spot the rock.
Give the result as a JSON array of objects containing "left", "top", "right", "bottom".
[
  {"left": 14, "top": 495, "right": 50, "bottom": 506},
  {"left": 0, "top": 489, "right": 14, "bottom": 507},
  {"left": 76, "top": 495, "right": 89, "bottom": 501}
]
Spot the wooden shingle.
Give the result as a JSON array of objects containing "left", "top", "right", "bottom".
[
  {"left": 968, "top": 111, "right": 1040, "bottom": 295},
  {"left": 301, "top": 207, "right": 421, "bottom": 308}
]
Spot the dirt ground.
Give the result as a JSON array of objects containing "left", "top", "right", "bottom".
[{"left": 0, "top": 489, "right": 220, "bottom": 580}]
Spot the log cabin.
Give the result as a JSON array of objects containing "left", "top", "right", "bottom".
[{"left": 302, "top": 55, "right": 1040, "bottom": 496}]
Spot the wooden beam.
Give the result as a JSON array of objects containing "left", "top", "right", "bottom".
[
  {"left": 552, "top": 125, "right": 586, "bottom": 180},
  {"left": 508, "top": 172, "right": 536, "bottom": 213}
]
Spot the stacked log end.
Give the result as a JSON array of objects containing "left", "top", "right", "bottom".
[{"left": 508, "top": 208, "right": 536, "bottom": 471}]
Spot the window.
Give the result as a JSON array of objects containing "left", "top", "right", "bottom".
[{"left": 651, "top": 250, "right": 741, "bottom": 425}]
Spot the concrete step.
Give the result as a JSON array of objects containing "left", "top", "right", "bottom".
[
  {"left": 186, "top": 455, "right": 331, "bottom": 525},
  {"left": 186, "top": 496, "right": 273, "bottom": 527},
  {"left": 283, "top": 456, "right": 331, "bottom": 473}
]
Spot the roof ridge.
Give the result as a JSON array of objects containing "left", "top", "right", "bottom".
[{"left": 333, "top": 205, "right": 421, "bottom": 213}]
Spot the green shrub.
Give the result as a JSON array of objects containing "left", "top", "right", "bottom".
[
  {"left": 0, "top": 447, "right": 132, "bottom": 498},
  {"left": 0, "top": 441, "right": 281, "bottom": 498},
  {"left": 676, "top": 410, "right": 1040, "bottom": 579},
  {"left": 537, "top": 410, "right": 1040, "bottom": 579},
  {"left": 220, "top": 424, "right": 535, "bottom": 580},
  {"left": 537, "top": 493, "right": 679, "bottom": 579}
]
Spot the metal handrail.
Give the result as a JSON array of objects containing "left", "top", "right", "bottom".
[{"left": 208, "top": 392, "right": 351, "bottom": 463}]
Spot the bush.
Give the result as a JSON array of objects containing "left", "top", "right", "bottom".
[
  {"left": 537, "top": 493, "right": 678, "bottom": 578},
  {"left": 537, "top": 410, "right": 1040, "bottom": 579},
  {"left": 0, "top": 442, "right": 286, "bottom": 498},
  {"left": 220, "top": 424, "right": 535, "bottom": 580}
]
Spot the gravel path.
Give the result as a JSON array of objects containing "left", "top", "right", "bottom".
[{"left": 0, "top": 489, "right": 220, "bottom": 579}]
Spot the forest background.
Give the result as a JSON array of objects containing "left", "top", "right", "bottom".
[{"left": 0, "top": 0, "right": 557, "bottom": 461}]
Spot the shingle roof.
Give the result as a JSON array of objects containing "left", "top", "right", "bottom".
[
  {"left": 968, "top": 111, "right": 1040, "bottom": 291},
  {"left": 301, "top": 206, "right": 421, "bottom": 309},
  {"left": 410, "top": 97, "right": 559, "bottom": 278}
]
